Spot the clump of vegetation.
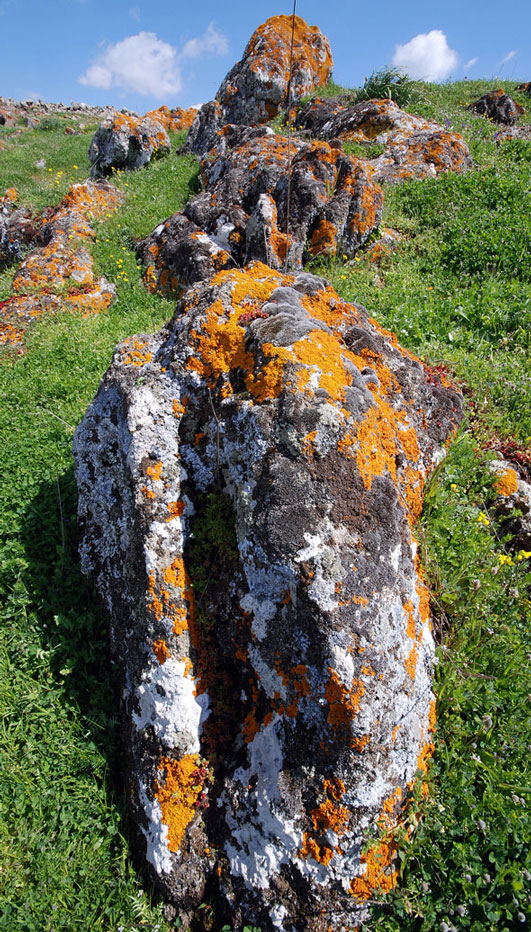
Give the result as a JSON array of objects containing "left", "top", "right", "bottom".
[{"left": 353, "top": 66, "right": 416, "bottom": 108}]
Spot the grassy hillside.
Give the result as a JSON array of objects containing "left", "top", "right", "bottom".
[{"left": 0, "top": 80, "right": 530, "bottom": 932}]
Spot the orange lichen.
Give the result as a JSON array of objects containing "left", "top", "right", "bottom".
[
  {"left": 153, "top": 638, "right": 171, "bottom": 664},
  {"left": 494, "top": 467, "right": 518, "bottom": 496},
  {"left": 154, "top": 754, "right": 201, "bottom": 851},
  {"left": 123, "top": 339, "right": 153, "bottom": 367},
  {"left": 300, "top": 777, "right": 349, "bottom": 865},
  {"left": 146, "top": 460, "right": 163, "bottom": 480},
  {"left": 167, "top": 500, "right": 185, "bottom": 520},
  {"left": 325, "top": 668, "right": 365, "bottom": 730},
  {"left": 350, "top": 788, "right": 404, "bottom": 901}
]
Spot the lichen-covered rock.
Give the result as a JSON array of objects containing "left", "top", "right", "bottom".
[
  {"left": 89, "top": 112, "right": 170, "bottom": 178},
  {"left": 516, "top": 82, "right": 531, "bottom": 98},
  {"left": 295, "top": 97, "right": 473, "bottom": 183},
  {"left": 0, "top": 187, "right": 43, "bottom": 266},
  {"left": 0, "top": 180, "right": 121, "bottom": 348},
  {"left": 489, "top": 460, "right": 531, "bottom": 551},
  {"left": 145, "top": 105, "right": 198, "bottom": 133},
  {"left": 74, "top": 262, "right": 462, "bottom": 931},
  {"left": 468, "top": 89, "right": 523, "bottom": 125},
  {"left": 186, "top": 15, "right": 332, "bottom": 156},
  {"left": 138, "top": 128, "right": 383, "bottom": 294}
]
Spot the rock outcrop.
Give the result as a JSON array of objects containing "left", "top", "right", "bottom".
[
  {"left": 490, "top": 460, "right": 531, "bottom": 551},
  {"left": 0, "top": 187, "right": 41, "bottom": 266},
  {"left": 74, "top": 262, "right": 462, "bottom": 931},
  {"left": 186, "top": 15, "right": 333, "bottom": 156},
  {"left": 137, "top": 126, "right": 383, "bottom": 295},
  {"left": 468, "top": 90, "right": 523, "bottom": 125},
  {"left": 145, "top": 105, "right": 199, "bottom": 133},
  {"left": 296, "top": 97, "right": 473, "bottom": 183},
  {"left": 516, "top": 82, "right": 531, "bottom": 98},
  {"left": 0, "top": 180, "right": 121, "bottom": 349},
  {"left": 89, "top": 112, "right": 171, "bottom": 178}
]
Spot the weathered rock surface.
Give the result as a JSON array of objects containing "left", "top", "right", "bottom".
[
  {"left": 145, "top": 105, "right": 199, "bottom": 133},
  {"left": 489, "top": 460, "right": 531, "bottom": 551},
  {"left": 468, "top": 89, "right": 523, "bottom": 125},
  {"left": 295, "top": 97, "right": 473, "bottom": 183},
  {"left": 74, "top": 262, "right": 462, "bottom": 931},
  {"left": 516, "top": 82, "right": 531, "bottom": 98},
  {"left": 0, "top": 180, "right": 121, "bottom": 349},
  {"left": 137, "top": 126, "right": 383, "bottom": 294},
  {"left": 0, "top": 187, "right": 42, "bottom": 266},
  {"left": 89, "top": 112, "right": 170, "bottom": 178},
  {"left": 186, "top": 15, "right": 333, "bottom": 156}
]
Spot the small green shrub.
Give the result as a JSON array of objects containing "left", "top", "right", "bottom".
[{"left": 354, "top": 67, "right": 415, "bottom": 108}]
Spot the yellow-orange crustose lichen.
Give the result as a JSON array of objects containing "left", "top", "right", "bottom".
[
  {"left": 350, "top": 787, "right": 403, "bottom": 901},
  {"left": 154, "top": 754, "right": 201, "bottom": 851},
  {"left": 494, "top": 467, "right": 519, "bottom": 496},
  {"left": 184, "top": 264, "right": 427, "bottom": 528},
  {"left": 300, "top": 778, "right": 349, "bottom": 866},
  {"left": 153, "top": 638, "right": 171, "bottom": 664}
]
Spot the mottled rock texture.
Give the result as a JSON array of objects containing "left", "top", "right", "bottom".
[
  {"left": 0, "top": 187, "right": 41, "bottom": 266},
  {"left": 468, "top": 89, "right": 523, "bottom": 125},
  {"left": 0, "top": 180, "right": 121, "bottom": 349},
  {"left": 89, "top": 111, "right": 170, "bottom": 178},
  {"left": 516, "top": 82, "right": 531, "bottom": 98},
  {"left": 186, "top": 15, "right": 333, "bottom": 156},
  {"left": 74, "top": 263, "right": 462, "bottom": 932},
  {"left": 295, "top": 97, "right": 473, "bottom": 183},
  {"left": 490, "top": 460, "right": 531, "bottom": 551},
  {"left": 145, "top": 105, "right": 198, "bottom": 133},
  {"left": 137, "top": 126, "right": 383, "bottom": 295}
]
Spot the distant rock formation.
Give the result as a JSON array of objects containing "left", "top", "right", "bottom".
[
  {"left": 468, "top": 89, "right": 523, "bottom": 125},
  {"left": 137, "top": 125, "right": 383, "bottom": 294},
  {"left": 74, "top": 263, "right": 462, "bottom": 931},
  {"left": 89, "top": 112, "right": 170, "bottom": 178},
  {"left": 0, "top": 181, "right": 121, "bottom": 349},
  {"left": 186, "top": 15, "right": 333, "bottom": 156},
  {"left": 296, "top": 97, "right": 473, "bottom": 183}
]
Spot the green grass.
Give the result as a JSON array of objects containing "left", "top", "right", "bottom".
[{"left": 1, "top": 84, "right": 530, "bottom": 931}]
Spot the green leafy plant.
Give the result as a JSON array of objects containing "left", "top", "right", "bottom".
[{"left": 354, "top": 66, "right": 416, "bottom": 107}]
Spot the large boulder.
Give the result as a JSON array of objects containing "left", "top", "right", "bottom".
[
  {"left": 186, "top": 15, "right": 333, "bottom": 156},
  {"left": 89, "top": 112, "right": 170, "bottom": 178},
  {"left": 296, "top": 97, "right": 473, "bottom": 183},
  {"left": 137, "top": 127, "right": 383, "bottom": 294},
  {"left": 73, "top": 262, "right": 462, "bottom": 931},
  {"left": 468, "top": 89, "right": 523, "bottom": 125}
]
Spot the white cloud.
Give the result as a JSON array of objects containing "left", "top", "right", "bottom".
[
  {"left": 180, "top": 22, "right": 228, "bottom": 60},
  {"left": 79, "top": 23, "right": 228, "bottom": 98},
  {"left": 500, "top": 50, "right": 516, "bottom": 65},
  {"left": 392, "top": 30, "right": 458, "bottom": 82},
  {"left": 129, "top": 5, "right": 140, "bottom": 20},
  {"left": 463, "top": 57, "right": 478, "bottom": 70},
  {"left": 79, "top": 32, "right": 182, "bottom": 97}
]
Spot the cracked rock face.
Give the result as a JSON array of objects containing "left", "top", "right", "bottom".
[
  {"left": 74, "top": 263, "right": 462, "bottom": 931},
  {"left": 137, "top": 127, "right": 383, "bottom": 295},
  {"left": 89, "top": 111, "right": 170, "bottom": 178},
  {"left": 468, "top": 90, "right": 523, "bottom": 125},
  {"left": 186, "top": 15, "right": 333, "bottom": 157},
  {"left": 296, "top": 97, "right": 473, "bottom": 183}
]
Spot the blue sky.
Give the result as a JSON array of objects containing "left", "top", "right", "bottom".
[{"left": 0, "top": 0, "right": 528, "bottom": 112}]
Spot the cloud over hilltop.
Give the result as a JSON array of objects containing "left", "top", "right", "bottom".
[{"left": 392, "top": 30, "right": 458, "bottom": 82}]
